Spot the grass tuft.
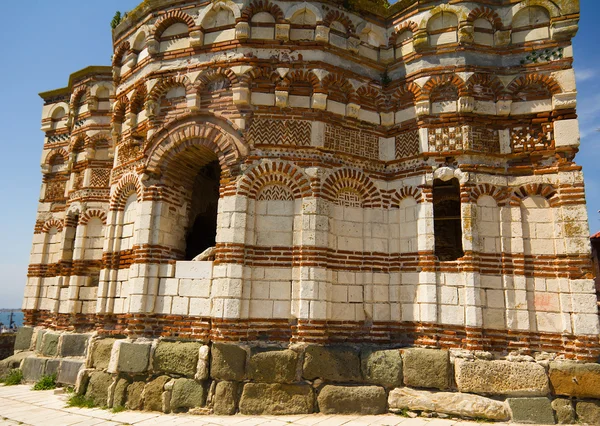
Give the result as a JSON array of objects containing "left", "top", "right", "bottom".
[
  {"left": 67, "top": 393, "right": 97, "bottom": 409},
  {"left": 111, "top": 405, "right": 126, "bottom": 413},
  {"left": 32, "top": 374, "right": 57, "bottom": 391},
  {"left": 1, "top": 369, "right": 23, "bottom": 386}
]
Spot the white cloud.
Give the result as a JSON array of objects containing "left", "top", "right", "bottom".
[{"left": 576, "top": 68, "right": 596, "bottom": 82}]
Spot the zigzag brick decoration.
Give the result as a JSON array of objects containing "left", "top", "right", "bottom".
[
  {"left": 247, "top": 118, "right": 311, "bottom": 146},
  {"left": 395, "top": 130, "right": 420, "bottom": 159}
]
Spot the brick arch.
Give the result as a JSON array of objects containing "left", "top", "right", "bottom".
[
  {"left": 196, "top": 67, "right": 239, "bottom": 91},
  {"left": 393, "top": 82, "right": 422, "bottom": 108},
  {"left": 467, "top": 7, "right": 503, "bottom": 29},
  {"left": 469, "top": 184, "right": 510, "bottom": 206},
  {"left": 241, "top": 0, "right": 285, "bottom": 24},
  {"left": 323, "top": 10, "right": 355, "bottom": 35},
  {"left": 68, "top": 135, "right": 86, "bottom": 153},
  {"left": 279, "top": 70, "right": 320, "bottom": 91},
  {"left": 41, "top": 218, "right": 64, "bottom": 233},
  {"left": 111, "top": 173, "right": 143, "bottom": 211},
  {"left": 129, "top": 83, "right": 147, "bottom": 115},
  {"left": 112, "top": 41, "right": 131, "bottom": 67},
  {"left": 112, "top": 96, "right": 129, "bottom": 123},
  {"left": 320, "top": 73, "right": 357, "bottom": 103},
  {"left": 322, "top": 169, "right": 382, "bottom": 208},
  {"left": 79, "top": 209, "right": 108, "bottom": 225},
  {"left": 241, "top": 66, "right": 280, "bottom": 90},
  {"left": 422, "top": 74, "right": 468, "bottom": 101},
  {"left": 148, "top": 75, "right": 193, "bottom": 103},
  {"left": 389, "top": 21, "right": 418, "bottom": 45},
  {"left": 466, "top": 73, "right": 505, "bottom": 101},
  {"left": 238, "top": 161, "right": 312, "bottom": 200},
  {"left": 356, "top": 85, "right": 387, "bottom": 111},
  {"left": 152, "top": 10, "right": 195, "bottom": 41},
  {"left": 70, "top": 86, "right": 89, "bottom": 113},
  {"left": 507, "top": 74, "right": 562, "bottom": 101},
  {"left": 87, "top": 132, "right": 111, "bottom": 150},
  {"left": 46, "top": 148, "right": 69, "bottom": 166},
  {"left": 145, "top": 119, "right": 244, "bottom": 179},
  {"left": 390, "top": 186, "right": 424, "bottom": 207},
  {"left": 511, "top": 183, "right": 558, "bottom": 207}
]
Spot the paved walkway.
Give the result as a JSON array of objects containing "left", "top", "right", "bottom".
[{"left": 0, "top": 384, "right": 548, "bottom": 426}]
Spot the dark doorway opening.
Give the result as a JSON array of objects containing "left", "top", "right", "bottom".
[
  {"left": 433, "top": 178, "right": 464, "bottom": 261},
  {"left": 185, "top": 161, "right": 221, "bottom": 260}
]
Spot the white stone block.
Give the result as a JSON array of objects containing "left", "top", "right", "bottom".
[
  {"left": 554, "top": 119, "right": 580, "bottom": 148},
  {"left": 179, "top": 279, "right": 211, "bottom": 298},
  {"left": 175, "top": 261, "right": 213, "bottom": 279}
]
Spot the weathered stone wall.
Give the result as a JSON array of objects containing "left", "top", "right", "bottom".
[{"left": 9, "top": 327, "right": 600, "bottom": 423}]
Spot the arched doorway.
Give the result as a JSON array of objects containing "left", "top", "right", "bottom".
[{"left": 185, "top": 160, "right": 221, "bottom": 259}]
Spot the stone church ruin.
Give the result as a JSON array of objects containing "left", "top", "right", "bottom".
[{"left": 10, "top": 0, "right": 600, "bottom": 422}]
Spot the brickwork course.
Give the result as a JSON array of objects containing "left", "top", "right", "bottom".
[{"left": 13, "top": 0, "right": 600, "bottom": 422}]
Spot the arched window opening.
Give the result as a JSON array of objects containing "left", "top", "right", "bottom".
[
  {"left": 512, "top": 6, "right": 550, "bottom": 43},
  {"left": 200, "top": 76, "right": 232, "bottom": 110},
  {"left": 251, "top": 12, "right": 276, "bottom": 40},
  {"left": 51, "top": 107, "right": 66, "bottom": 130},
  {"left": 428, "top": 12, "right": 458, "bottom": 46},
  {"left": 433, "top": 178, "right": 463, "bottom": 261},
  {"left": 290, "top": 9, "right": 316, "bottom": 41},
  {"left": 185, "top": 160, "right": 221, "bottom": 260},
  {"left": 43, "top": 227, "right": 62, "bottom": 265},
  {"left": 121, "top": 193, "right": 138, "bottom": 251},
  {"left": 63, "top": 214, "right": 79, "bottom": 263},
  {"left": 474, "top": 18, "right": 494, "bottom": 46}
]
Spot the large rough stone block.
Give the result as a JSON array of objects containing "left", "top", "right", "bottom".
[
  {"left": 247, "top": 348, "right": 298, "bottom": 384},
  {"left": 112, "top": 378, "right": 130, "bottom": 408},
  {"left": 91, "top": 338, "right": 116, "bottom": 369},
  {"left": 213, "top": 381, "right": 239, "bottom": 415},
  {"left": 170, "top": 378, "right": 207, "bottom": 410},
  {"left": 318, "top": 385, "right": 386, "bottom": 415},
  {"left": 45, "top": 359, "right": 60, "bottom": 377},
  {"left": 58, "top": 359, "right": 84, "bottom": 385},
  {"left": 126, "top": 381, "right": 145, "bottom": 410},
  {"left": 153, "top": 341, "right": 200, "bottom": 377},
  {"left": 303, "top": 346, "right": 361, "bottom": 382},
  {"left": 549, "top": 362, "right": 600, "bottom": 399},
  {"left": 455, "top": 360, "right": 549, "bottom": 396},
  {"left": 108, "top": 341, "right": 151, "bottom": 374},
  {"left": 576, "top": 401, "right": 600, "bottom": 425},
  {"left": 60, "top": 334, "right": 90, "bottom": 358},
  {"left": 41, "top": 332, "right": 60, "bottom": 357},
  {"left": 211, "top": 343, "right": 246, "bottom": 381},
  {"left": 389, "top": 387, "right": 510, "bottom": 421},
  {"left": 85, "top": 371, "right": 113, "bottom": 407},
  {"left": 508, "top": 397, "right": 555, "bottom": 424},
  {"left": 144, "top": 375, "right": 170, "bottom": 412},
  {"left": 21, "top": 357, "right": 47, "bottom": 382},
  {"left": 239, "top": 383, "right": 314, "bottom": 415},
  {"left": 0, "top": 351, "right": 33, "bottom": 378},
  {"left": 552, "top": 398, "right": 576, "bottom": 425},
  {"left": 34, "top": 330, "right": 46, "bottom": 353},
  {"left": 14, "top": 327, "right": 34, "bottom": 351},
  {"left": 361, "top": 348, "right": 403, "bottom": 387},
  {"left": 402, "top": 348, "right": 450, "bottom": 390}
]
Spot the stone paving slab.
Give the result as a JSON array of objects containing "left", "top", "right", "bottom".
[{"left": 0, "top": 384, "right": 557, "bottom": 426}]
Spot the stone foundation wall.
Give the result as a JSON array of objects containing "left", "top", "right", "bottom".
[
  {"left": 0, "top": 334, "right": 16, "bottom": 361},
  {"left": 11, "top": 327, "right": 600, "bottom": 424}
]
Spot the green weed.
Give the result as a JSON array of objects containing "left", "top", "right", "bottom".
[
  {"left": 32, "top": 374, "right": 57, "bottom": 391},
  {"left": 1, "top": 369, "right": 23, "bottom": 386}
]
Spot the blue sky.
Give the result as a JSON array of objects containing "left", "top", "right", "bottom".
[{"left": 0, "top": 1, "right": 599, "bottom": 308}]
